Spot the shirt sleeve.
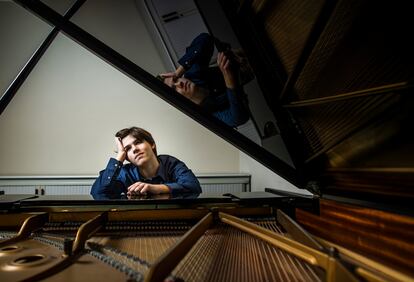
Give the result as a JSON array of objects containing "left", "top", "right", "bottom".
[
  {"left": 211, "top": 87, "right": 250, "bottom": 128},
  {"left": 163, "top": 158, "right": 202, "bottom": 194},
  {"left": 90, "top": 158, "right": 127, "bottom": 196},
  {"left": 178, "top": 33, "right": 214, "bottom": 71}
]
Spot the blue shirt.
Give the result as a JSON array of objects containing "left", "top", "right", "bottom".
[
  {"left": 178, "top": 33, "right": 215, "bottom": 88},
  {"left": 202, "top": 87, "right": 249, "bottom": 128},
  {"left": 90, "top": 155, "right": 201, "bottom": 196}
]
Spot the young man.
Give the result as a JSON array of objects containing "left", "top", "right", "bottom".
[
  {"left": 159, "top": 33, "right": 250, "bottom": 128},
  {"left": 91, "top": 127, "right": 201, "bottom": 197}
]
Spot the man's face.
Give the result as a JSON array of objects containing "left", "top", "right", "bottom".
[
  {"left": 121, "top": 135, "right": 156, "bottom": 167},
  {"left": 164, "top": 77, "right": 196, "bottom": 99}
]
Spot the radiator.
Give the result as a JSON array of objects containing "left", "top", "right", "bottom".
[{"left": 0, "top": 174, "right": 251, "bottom": 195}]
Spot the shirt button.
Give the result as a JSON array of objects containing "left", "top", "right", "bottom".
[
  {"left": 194, "top": 51, "right": 198, "bottom": 53},
  {"left": 107, "top": 177, "right": 111, "bottom": 179}
]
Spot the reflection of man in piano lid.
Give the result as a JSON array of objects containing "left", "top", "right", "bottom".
[
  {"left": 90, "top": 127, "right": 201, "bottom": 197},
  {"left": 157, "top": 33, "right": 250, "bottom": 128}
]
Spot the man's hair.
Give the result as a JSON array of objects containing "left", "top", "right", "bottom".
[{"left": 115, "top": 127, "right": 157, "bottom": 155}]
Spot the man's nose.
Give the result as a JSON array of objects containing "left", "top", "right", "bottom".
[{"left": 132, "top": 144, "right": 140, "bottom": 153}]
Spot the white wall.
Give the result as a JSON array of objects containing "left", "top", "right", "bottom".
[
  {"left": 0, "top": 0, "right": 239, "bottom": 175},
  {"left": 239, "top": 153, "right": 311, "bottom": 194},
  {"left": 0, "top": 2, "right": 52, "bottom": 95},
  {"left": 69, "top": 0, "right": 167, "bottom": 75}
]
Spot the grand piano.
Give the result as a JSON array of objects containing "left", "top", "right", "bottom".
[{"left": 1, "top": 0, "right": 413, "bottom": 281}]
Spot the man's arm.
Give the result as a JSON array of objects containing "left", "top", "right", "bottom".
[
  {"left": 163, "top": 156, "right": 202, "bottom": 194},
  {"left": 211, "top": 88, "right": 250, "bottom": 127},
  {"left": 212, "top": 52, "right": 250, "bottom": 127},
  {"left": 90, "top": 137, "right": 128, "bottom": 196},
  {"left": 177, "top": 33, "right": 214, "bottom": 71},
  {"left": 90, "top": 158, "right": 127, "bottom": 196},
  {"left": 217, "top": 52, "right": 237, "bottom": 89},
  {"left": 160, "top": 33, "right": 214, "bottom": 85},
  {"left": 126, "top": 157, "right": 201, "bottom": 195}
]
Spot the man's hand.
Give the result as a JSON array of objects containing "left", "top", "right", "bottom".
[
  {"left": 127, "top": 182, "right": 170, "bottom": 195},
  {"left": 115, "top": 137, "right": 127, "bottom": 162},
  {"left": 217, "top": 52, "right": 237, "bottom": 89},
  {"left": 127, "top": 193, "right": 170, "bottom": 200},
  {"left": 159, "top": 72, "right": 177, "bottom": 88},
  {"left": 160, "top": 66, "right": 185, "bottom": 88}
]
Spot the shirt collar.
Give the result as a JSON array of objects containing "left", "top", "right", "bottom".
[{"left": 137, "top": 156, "right": 167, "bottom": 182}]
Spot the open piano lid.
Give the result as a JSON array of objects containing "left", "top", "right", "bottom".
[{"left": 8, "top": 0, "right": 414, "bottom": 209}]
